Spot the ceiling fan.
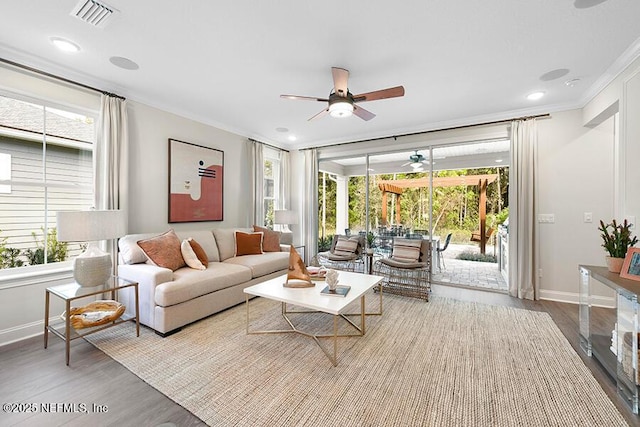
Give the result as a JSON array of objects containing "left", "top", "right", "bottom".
[
  {"left": 401, "top": 150, "right": 428, "bottom": 170},
  {"left": 280, "top": 67, "right": 405, "bottom": 121}
]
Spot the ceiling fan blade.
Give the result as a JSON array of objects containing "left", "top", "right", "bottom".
[
  {"left": 353, "top": 104, "right": 376, "bottom": 121},
  {"left": 331, "top": 67, "right": 349, "bottom": 97},
  {"left": 308, "top": 108, "right": 329, "bottom": 121},
  {"left": 280, "top": 94, "right": 329, "bottom": 102},
  {"left": 352, "top": 86, "right": 405, "bottom": 102}
]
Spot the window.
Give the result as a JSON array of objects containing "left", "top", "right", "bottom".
[
  {"left": 0, "top": 94, "right": 96, "bottom": 270},
  {"left": 262, "top": 148, "right": 281, "bottom": 228}
]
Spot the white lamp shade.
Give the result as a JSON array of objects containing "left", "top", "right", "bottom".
[
  {"left": 274, "top": 210, "right": 298, "bottom": 225},
  {"left": 56, "top": 210, "right": 126, "bottom": 242}
]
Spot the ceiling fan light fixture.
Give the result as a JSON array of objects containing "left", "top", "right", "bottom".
[
  {"left": 410, "top": 162, "right": 423, "bottom": 168},
  {"left": 329, "top": 101, "right": 354, "bottom": 118}
]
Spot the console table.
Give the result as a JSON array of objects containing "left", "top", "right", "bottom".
[{"left": 579, "top": 265, "right": 640, "bottom": 413}]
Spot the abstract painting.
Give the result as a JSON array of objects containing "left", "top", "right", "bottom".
[{"left": 168, "top": 138, "right": 223, "bottom": 222}]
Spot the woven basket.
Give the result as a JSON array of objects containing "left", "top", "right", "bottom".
[{"left": 68, "top": 300, "right": 125, "bottom": 329}]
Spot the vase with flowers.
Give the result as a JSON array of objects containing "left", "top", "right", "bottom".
[{"left": 599, "top": 219, "right": 638, "bottom": 273}]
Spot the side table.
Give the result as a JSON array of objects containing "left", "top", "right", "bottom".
[{"left": 44, "top": 275, "right": 139, "bottom": 366}]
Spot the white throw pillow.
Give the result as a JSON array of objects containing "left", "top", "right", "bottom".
[{"left": 181, "top": 239, "right": 206, "bottom": 270}]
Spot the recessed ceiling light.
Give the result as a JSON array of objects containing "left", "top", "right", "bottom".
[
  {"left": 565, "top": 78, "right": 581, "bottom": 87},
  {"left": 527, "top": 91, "right": 545, "bottom": 101},
  {"left": 109, "top": 56, "right": 139, "bottom": 70},
  {"left": 287, "top": 135, "right": 297, "bottom": 142},
  {"left": 275, "top": 127, "right": 289, "bottom": 133},
  {"left": 539, "top": 69, "right": 569, "bottom": 82},
  {"left": 50, "top": 37, "right": 80, "bottom": 53},
  {"left": 495, "top": 159, "right": 504, "bottom": 163},
  {"left": 574, "top": 0, "right": 608, "bottom": 9}
]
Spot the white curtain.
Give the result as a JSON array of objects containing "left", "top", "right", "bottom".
[
  {"left": 95, "top": 94, "right": 128, "bottom": 272},
  {"left": 303, "top": 149, "right": 318, "bottom": 264},
  {"left": 279, "top": 150, "right": 290, "bottom": 210},
  {"left": 508, "top": 119, "right": 538, "bottom": 299},
  {"left": 248, "top": 140, "right": 264, "bottom": 226}
]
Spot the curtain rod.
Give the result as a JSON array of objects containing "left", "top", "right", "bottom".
[
  {"left": 248, "top": 138, "right": 289, "bottom": 153},
  {"left": 299, "top": 113, "right": 550, "bottom": 151},
  {"left": 0, "top": 57, "right": 126, "bottom": 100}
]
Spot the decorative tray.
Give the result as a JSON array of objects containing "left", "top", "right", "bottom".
[{"left": 63, "top": 300, "right": 126, "bottom": 329}]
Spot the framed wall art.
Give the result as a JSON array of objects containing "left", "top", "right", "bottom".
[
  {"left": 620, "top": 247, "right": 640, "bottom": 282},
  {"left": 168, "top": 138, "right": 223, "bottom": 222}
]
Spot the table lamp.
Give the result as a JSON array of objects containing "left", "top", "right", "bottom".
[
  {"left": 56, "top": 210, "right": 126, "bottom": 287},
  {"left": 274, "top": 210, "right": 298, "bottom": 232},
  {"left": 274, "top": 210, "right": 297, "bottom": 246}
]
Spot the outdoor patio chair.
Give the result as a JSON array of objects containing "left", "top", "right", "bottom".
[
  {"left": 317, "top": 234, "right": 365, "bottom": 273},
  {"left": 373, "top": 237, "right": 432, "bottom": 300},
  {"left": 436, "top": 233, "right": 452, "bottom": 271}
]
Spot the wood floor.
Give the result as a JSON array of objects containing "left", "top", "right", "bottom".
[{"left": 1, "top": 284, "right": 638, "bottom": 427}]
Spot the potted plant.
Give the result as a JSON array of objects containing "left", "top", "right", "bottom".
[
  {"left": 366, "top": 231, "right": 376, "bottom": 254},
  {"left": 599, "top": 219, "right": 638, "bottom": 273}
]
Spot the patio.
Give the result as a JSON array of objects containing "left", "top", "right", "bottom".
[{"left": 432, "top": 243, "right": 507, "bottom": 292}]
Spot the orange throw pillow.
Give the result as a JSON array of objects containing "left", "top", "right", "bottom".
[
  {"left": 235, "top": 231, "right": 263, "bottom": 256},
  {"left": 188, "top": 238, "right": 209, "bottom": 267},
  {"left": 137, "top": 230, "right": 186, "bottom": 271},
  {"left": 253, "top": 225, "right": 281, "bottom": 252}
]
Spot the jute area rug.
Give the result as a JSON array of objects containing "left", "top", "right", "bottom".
[{"left": 87, "top": 292, "right": 628, "bottom": 426}]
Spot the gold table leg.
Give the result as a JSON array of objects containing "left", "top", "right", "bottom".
[{"left": 245, "top": 282, "right": 383, "bottom": 367}]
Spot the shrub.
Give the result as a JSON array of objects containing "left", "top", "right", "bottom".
[
  {"left": 457, "top": 251, "right": 497, "bottom": 263},
  {"left": 318, "top": 235, "right": 334, "bottom": 252},
  {"left": 24, "top": 227, "right": 68, "bottom": 265}
]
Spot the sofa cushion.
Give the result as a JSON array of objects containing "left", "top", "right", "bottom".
[
  {"left": 138, "top": 230, "right": 186, "bottom": 271},
  {"left": 213, "top": 228, "right": 252, "bottom": 261},
  {"left": 223, "top": 251, "right": 289, "bottom": 278},
  {"left": 253, "top": 225, "right": 282, "bottom": 252},
  {"left": 155, "top": 263, "right": 252, "bottom": 307},
  {"left": 118, "top": 233, "right": 159, "bottom": 264},
  {"left": 181, "top": 239, "right": 206, "bottom": 270},
  {"left": 175, "top": 230, "right": 220, "bottom": 262}
]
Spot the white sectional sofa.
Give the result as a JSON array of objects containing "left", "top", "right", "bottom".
[{"left": 117, "top": 227, "right": 289, "bottom": 336}]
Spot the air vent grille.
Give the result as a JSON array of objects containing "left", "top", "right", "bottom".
[{"left": 71, "top": 0, "right": 117, "bottom": 28}]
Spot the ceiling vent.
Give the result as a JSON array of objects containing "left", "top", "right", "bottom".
[{"left": 71, "top": 0, "right": 118, "bottom": 28}]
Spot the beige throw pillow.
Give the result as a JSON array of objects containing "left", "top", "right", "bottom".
[
  {"left": 253, "top": 225, "right": 281, "bottom": 252},
  {"left": 391, "top": 238, "right": 422, "bottom": 263},
  {"left": 333, "top": 236, "right": 359, "bottom": 257},
  {"left": 137, "top": 230, "right": 186, "bottom": 271},
  {"left": 181, "top": 239, "right": 206, "bottom": 270}
]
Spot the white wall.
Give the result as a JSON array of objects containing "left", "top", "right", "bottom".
[
  {"left": 536, "top": 110, "right": 616, "bottom": 304},
  {"left": 0, "top": 98, "right": 255, "bottom": 347},
  {"left": 126, "top": 101, "right": 252, "bottom": 233}
]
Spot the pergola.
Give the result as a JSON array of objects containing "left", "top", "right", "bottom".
[{"left": 378, "top": 174, "right": 498, "bottom": 254}]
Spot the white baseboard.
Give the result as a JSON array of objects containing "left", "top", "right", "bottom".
[
  {"left": 0, "top": 319, "right": 44, "bottom": 348},
  {"left": 539, "top": 289, "right": 615, "bottom": 308}
]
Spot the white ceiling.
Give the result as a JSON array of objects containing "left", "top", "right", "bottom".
[{"left": 1, "top": 0, "right": 639, "bottom": 150}]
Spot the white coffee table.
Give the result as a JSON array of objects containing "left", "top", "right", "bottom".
[{"left": 244, "top": 270, "right": 384, "bottom": 366}]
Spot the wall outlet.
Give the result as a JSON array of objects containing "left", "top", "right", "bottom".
[
  {"left": 584, "top": 212, "right": 593, "bottom": 223},
  {"left": 537, "top": 214, "right": 555, "bottom": 224},
  {"left": 538, "top": 268, "right": 543, "bottom": 278}
]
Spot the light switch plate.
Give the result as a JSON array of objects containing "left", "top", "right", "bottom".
[
  {"left": 537, "top": 214, "right": 555, "bottom": 224},
  {"left": 584, "top": 212, "right": 593, "bottom": 223}
]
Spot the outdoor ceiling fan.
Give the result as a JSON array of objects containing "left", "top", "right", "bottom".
[
  {"left": 402, "top": 150, "right": 428, "bottom": 170},
  {"left": 280, "top": 67, "right": 405, "bottom": 121}
]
